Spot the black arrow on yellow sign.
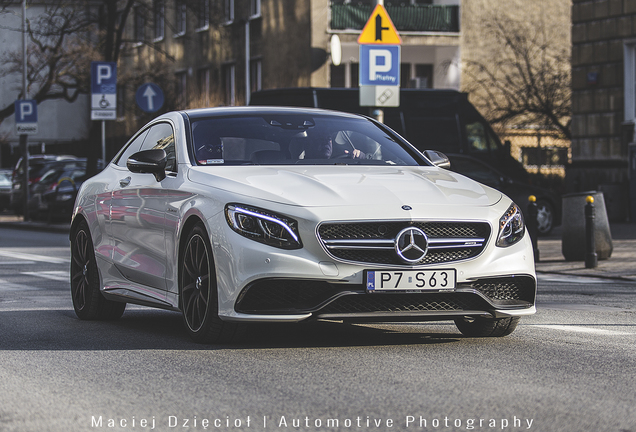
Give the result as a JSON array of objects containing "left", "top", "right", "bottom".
[{"left": 375, "top": 14, "right": 389, "bottom": 41}]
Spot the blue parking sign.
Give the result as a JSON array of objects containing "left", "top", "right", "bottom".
[
  {"left": 15, "top": 99, "right": 38, "bottom": 135},
  {"left": 91, "top": 62, "right": 117, "bottom": 94},
  {"left": 359, "top": 45, "right": 400, "bottom": 86}
]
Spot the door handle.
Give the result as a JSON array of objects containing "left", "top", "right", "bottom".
[{"left": 119, "top": 177, "right": 131, "bottom": 187}]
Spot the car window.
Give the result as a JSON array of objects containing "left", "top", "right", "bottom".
[
  {"left": 115, "top": 129, "right": 149, "bottom": 167},
  {"left": 191, "top": 114, "right": 423, "bottom": 166},
  {"left": 141, "top": 122, "right": 176, "bottom": 172}
]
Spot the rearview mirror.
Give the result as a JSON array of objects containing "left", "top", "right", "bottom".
[
  {"left": 423, "top": 150, "right": 451, "bottom": 169},
  {"left": 127, "top": 149, "right": 167, "bottom": 182}
]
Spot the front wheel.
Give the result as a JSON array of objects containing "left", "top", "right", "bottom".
[
  {"left": 180, "top": 223, "right": 239, "bottom": 344},
  {"left": 454, "top": 316, "right": 519, "bottom": 337},
  {"left": 70, "top": 221, "right": 126, "bottom": 320}
]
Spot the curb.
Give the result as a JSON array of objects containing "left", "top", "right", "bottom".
[{"left": 0, "top": 221, "right": 70, "bottom": 235}]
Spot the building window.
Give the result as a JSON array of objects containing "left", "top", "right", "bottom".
[
  {"left": 197, "top": 68, "right": 211, "bottom": 107},
  {"left": 249, "top": 0, "right": 261, "bottom": 18},
  {"left": 196, "top": 0, "right": 210, "bottom": 30},
  {"left": 175, "top": 0, "right": 186, "bottom": 36},
  {"left": 624, "top": 41, "right": 636, "bottom": 124},
  {"left": 134, "top": 6, "right": 145, "bottom": 44},
  {"left": 154, "top": 0, "right": 165, "bottom": 41},
  {"left": 250, "top": 59, "right": 262, "bottom": 93},
  {"left": 224, "top": 0, "right": 234, "bottom": 24},
  {"left": 331, "top": 64, "right": 345, "bottom": 87},
  {"left": 176, "top": 71, "right": 187, "bottom": 108},
  {"left": 414, "top": 64, "right": 433, "bottom": 88},
  {"left": 222, "top": 64, "right": 236, "bottom": 106}
]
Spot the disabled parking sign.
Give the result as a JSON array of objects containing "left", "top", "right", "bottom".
[{"left": 91, "top": 61, "right": 117, "bottom": 120}]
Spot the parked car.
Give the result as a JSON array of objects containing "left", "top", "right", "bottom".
[
  {"left": 70, "top": 107, "right": 536, "bottom": 343},
  {"left": 0, "top": 169, "right": 12, "bottom": 212},
  {"left": 249, "top": 87, "right": 530, "bottom": 182},
  {"left": 446, "top": 154, "right": 561, "bottom": 235},
  {"left": 10, "top": 154, "right": 79, "bottom": 214},
  {"left": 28, "top": 160, "right": 88, "bottom": 221}
]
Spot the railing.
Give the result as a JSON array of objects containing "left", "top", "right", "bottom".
[{"left": 330, "top": 4, "right": 460, "bottom": 33}]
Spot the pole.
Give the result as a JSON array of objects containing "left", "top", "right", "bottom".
[
  {"left": 245, "top": 18, "right": 251, "bottom": 105},
  {"left": 585, "top": 195, "right": 598, "bottom": 268},
  {"left": 21, "top": 0, "right": 30, "bottom": 221},
  {"left": 101, "top": 120, "right": 106, "bottom": 166}
]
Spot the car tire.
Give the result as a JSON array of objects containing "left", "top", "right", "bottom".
[
  {"left": 535, "top": 199, "right": 555, "bottom": 236},
  {"left": 71, "top": 221, "right": 126, "bottom": 320},
  {"left": 454, "top": 316, "right": 520, "bottom": 337},
  {"left": 180, "top": 223, "right": 239, "bottom": 344}
]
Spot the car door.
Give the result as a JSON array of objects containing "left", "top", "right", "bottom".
[{"left": 109, "top": 123, "right": 175, "bottom": 298}]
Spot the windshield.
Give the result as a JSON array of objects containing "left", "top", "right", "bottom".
[{"left": 190, "top": 114, "right": 424, "bottom": 166}]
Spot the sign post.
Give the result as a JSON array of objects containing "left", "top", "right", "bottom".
[
  {"left": 15, "top": 99, "right": 37, "bottom": 220},
  {"left": 91, "top": 61, "right": 117, "bottom": 164},
  {"left": 358, "top": 4, "right": 401, "bottom": 109}
]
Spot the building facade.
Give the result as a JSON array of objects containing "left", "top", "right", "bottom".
[
  {"left": 0, "top": 3, "right": 90, "bottom": 169},
  {"left": 571, "top": 0, "right": 635, "bottom": 221}
]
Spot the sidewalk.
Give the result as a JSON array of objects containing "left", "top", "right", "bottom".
[
  {"left": 1, "top": 214, "right": 635, "bottom": 281},
  {"left": 0, "top": 214, "right": 71, "bottom": 235},
  {"left": 536, "top": 223, "right": 636, "bottom": 282}
]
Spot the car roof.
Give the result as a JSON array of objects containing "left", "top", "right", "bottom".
[{"left": 181, "top": 105, "right": 369, "bottom": 121}]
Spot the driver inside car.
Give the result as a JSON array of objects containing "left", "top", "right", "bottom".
[{"left": 301, "top": 131, "right": 366, "bottom": 159}]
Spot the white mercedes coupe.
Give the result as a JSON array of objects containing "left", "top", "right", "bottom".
[{"left": 70, "top": 107, "right": 536, "bottom": 343}]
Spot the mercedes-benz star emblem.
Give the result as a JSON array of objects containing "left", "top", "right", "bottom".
[{"left": 394, "top": 227, "right": 429, "bottom": 264}]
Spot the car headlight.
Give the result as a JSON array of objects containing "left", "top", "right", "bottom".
[
  {"left": 496, "top": 203, "right": 525, "bottom": 247},
  {"left": 225, "top": 204, "right": 302, "bottom": 250}
]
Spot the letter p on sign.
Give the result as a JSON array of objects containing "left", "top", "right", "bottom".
[{"left": 369, "top": 49, "right": 392, "bottom": 81}]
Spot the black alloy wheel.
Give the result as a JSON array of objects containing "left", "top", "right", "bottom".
[
  {"left": 180, "top": 223, "right": 238, "bottom": 343},
  {"left": 70, "top": 221, "right": 126, "bottom": 320},
  {"left": 454, "top": 316, "right": 520, "bottom": 337}
]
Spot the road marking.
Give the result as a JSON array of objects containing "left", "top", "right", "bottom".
[
  {"left": 537, "top": 274, "right": 614, "bottom": 284},
  {"left": 0, "top": 261, "right": 36, "bottom": 265},
  {"left": 0, "top": 250, "right": 69, "bottom": 264},
  {"left": 21, "top": 271, "right": 69, "bottom": 282},
  {"left": 0, "top": 278, "right": 41, "bottom": 291},
  {"left": 529, "top": 324, "right": 633, "bottom": 336}
]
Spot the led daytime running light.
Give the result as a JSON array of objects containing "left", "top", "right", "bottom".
[{"left": 231, "top": 206, "right": 299, "bottom": 243}]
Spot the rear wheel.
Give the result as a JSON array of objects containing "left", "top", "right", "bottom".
[
  {"left": 70, "top": 221, "right": 126, "bottom": 320},
  {"left": 535, "top": 200, "right": 555, "bottom": 235},
  {"left": 454, "top": 316, "right": 519, "bottom": 337},
  {"left": 180, "top": 223, "right": 238, "bottom": 344}
]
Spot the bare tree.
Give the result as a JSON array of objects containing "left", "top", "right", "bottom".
[
  {"left": 0, "top": 3, "right": 95, "bottom": 124},
  {"left": 461, "top": 12, "right": 571, "bottom": 140}
]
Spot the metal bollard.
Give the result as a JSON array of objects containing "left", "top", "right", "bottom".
[
  {"left": 527, "top": 195, "right": 539, "bottom": 261},
  {"left": 585, "top": 195, "right": 598, "bottom": 268}
]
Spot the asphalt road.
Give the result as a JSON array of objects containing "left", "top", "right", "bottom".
[{"left": 0, "top": 227, "right": 635, "bottom": 432}]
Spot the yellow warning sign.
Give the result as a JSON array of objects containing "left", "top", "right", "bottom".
[{"left": 357, "top": 4, "right": 401, "bottom": 45}]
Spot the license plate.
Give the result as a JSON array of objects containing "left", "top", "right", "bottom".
[{"left": 366, "top": 269, "right": 456, "bottom": 292}]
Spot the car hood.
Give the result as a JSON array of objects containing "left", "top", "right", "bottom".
[{"left": 188, "top": 165, "right": 503, "bottom": 208}]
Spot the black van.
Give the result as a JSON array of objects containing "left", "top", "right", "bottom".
[{"left": 249, "top": 87, "right": 528, "bottom": 182}]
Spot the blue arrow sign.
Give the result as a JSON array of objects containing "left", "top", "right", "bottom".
[{"left": 136, "top": 83, "right": 164, "bottom": 113}]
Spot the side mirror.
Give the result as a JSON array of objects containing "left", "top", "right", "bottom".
[
  {"left": 127, "top": 149, "right": 167, "bottom": 182},
  {"left": 423, "top": 150, "right": 451, "bottom": 169}
]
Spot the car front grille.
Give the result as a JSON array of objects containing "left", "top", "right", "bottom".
[
  {"left": 469, "top": 276, "right": 536, "bottom": 305},
  {"left": 316, "top": 292, "right": 489, "bottom": 315},
  {"left": 318, "top": 221, "right": 491, "bottom": 266}
]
